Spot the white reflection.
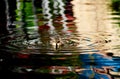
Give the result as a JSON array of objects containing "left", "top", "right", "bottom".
[
  {"left": 53, "top": 0, "right": 59, "bottom": 15},
  {"left": 42, "top": 0, "right": 55, "bottom": 34},
  {"left": 57, "top": 0, "right": 68, "bottom": 33},
  {"left": 42, "top": 0, "right": 69, "bottom": 34},
  {"left": 41, "top": 0, "right": 70, "bottom": 50},
  {"left": 5, "top": 0, "right": 11, "bottom": 31}
]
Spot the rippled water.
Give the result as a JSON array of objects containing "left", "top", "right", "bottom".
[{"left": 0, "top": 0, "right": 120, "bottom": 79}]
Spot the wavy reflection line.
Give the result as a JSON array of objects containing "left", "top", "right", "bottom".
[
  {"left": 5, "top": 0, "right": 10, "bottom": 31},
  {"left": 42, "top": 0, "right": 55, "bottom": 34},
  {"left": 32, "top": 0, "right": 38, "bottom": 30},
  {"left": 16, "top": 0, "right": 24, "bottom": 29},
  {"left": 57, "top": 0, "right": 68, "bottom": 33},
  {"left": 53, "top": 0, "right": 59, "bottom": 15},
  {"left": 16, "top": 0, "right": 22, "bottom": 21}
]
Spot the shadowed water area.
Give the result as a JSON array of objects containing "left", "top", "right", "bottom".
[{"left": 0, "top": 0, "right": 120, "bottom": 79}]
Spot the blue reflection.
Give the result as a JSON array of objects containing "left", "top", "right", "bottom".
[
  {"left": 78, "top": 69, "right": 111, "bottom": 79},
  {"left": 78, "top": 52, "right": 120, "bottom": 79}
]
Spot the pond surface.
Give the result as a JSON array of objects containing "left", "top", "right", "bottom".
[{"left": 0, "top": 0, "right": 120, "bottom": 79}]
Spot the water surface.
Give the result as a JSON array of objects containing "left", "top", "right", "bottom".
[{"left": 0, "top": 0, "right": 120, "bottom": 79}]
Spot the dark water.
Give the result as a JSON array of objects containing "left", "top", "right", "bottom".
[{"left": 0, "top": 0, "right": 120, "bottom": 79}]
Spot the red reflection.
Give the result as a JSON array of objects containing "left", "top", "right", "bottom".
[
  {"left": 38, "top": 24, "right": 50, "bottom": 31},
  {"left": 17, "top": 53, "right": 30, "bottom": 59},
  {"left": 48, "top": 66, "right": 73, "bottom": 75},
  {"left": 66, "top": 14, "right": 75, "bottom": 21}
]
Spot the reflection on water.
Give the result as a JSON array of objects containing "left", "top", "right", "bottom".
[{"left": 0, "top": 0, "right": 120, "bottom": 79}]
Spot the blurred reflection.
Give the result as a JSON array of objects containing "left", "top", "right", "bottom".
[
  {"left": 0, "top": 0, "right": 120, "bottom": 79},
  {"left": 42, "top": 0, "right": 55, "bottom": 33},
  {"left": 71, "top": 0, "right": 120, "bottom": 53},
  {"left": 76, "top": 51, "right": 120, "bottom": 79},
  {"left": 71, "top": 0, "right": 120, "bottom": 79},
  {"left": 36, "top": 0, "right": 78, "bottom": 50}
]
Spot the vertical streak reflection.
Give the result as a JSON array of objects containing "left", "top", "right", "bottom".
[
  {"left": 53, "top": 0, "right": 59, "bottom": 15},
  {"left": 57, "top": 0, "right": 68, "bottom": 33},
  {"left": 32, "top": 0, "right": 38, "bottom": 29},
  {"left": 42, "top": 0, "right": 55, "bottom": 34},
  {"left": 5, "top": 0, "right": 10, "bottom": 32}
]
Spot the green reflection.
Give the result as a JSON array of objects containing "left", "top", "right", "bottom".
[
  {"left": 111, "top": 0, "right": 120, "bottom": 12},
  {"left": 111, "top": 0, "right": 120, "bottom": 28}
]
